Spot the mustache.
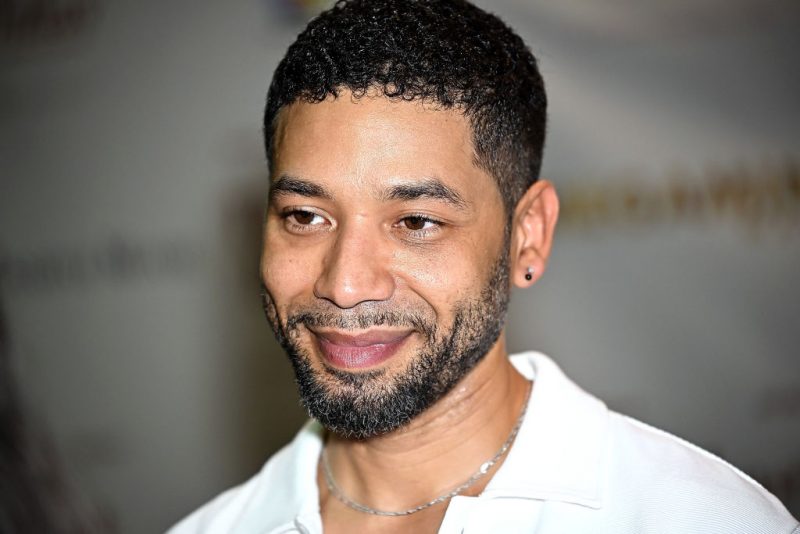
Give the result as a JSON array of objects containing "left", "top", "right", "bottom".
[
  {"left": 286, "top": 309, "right": 436, "bottom": 338},
  {"left": 259, "top": 283, "right": 437, "bottom": 338}
]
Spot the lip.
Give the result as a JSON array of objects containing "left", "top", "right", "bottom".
[{"left": 309, "top": 328, "right": 413, "bottom": 369}]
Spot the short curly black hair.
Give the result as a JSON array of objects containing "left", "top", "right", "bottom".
[{"left": 264, "top": 0, "right": 547, "bottom": 215}]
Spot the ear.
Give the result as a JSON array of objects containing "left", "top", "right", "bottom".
[{"left": 510, "top": 180, "right": 559, "bottom": 288}]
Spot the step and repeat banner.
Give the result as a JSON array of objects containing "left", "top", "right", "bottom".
[{"left": 2, "top": 0, "right": 798, "bottom": 531}]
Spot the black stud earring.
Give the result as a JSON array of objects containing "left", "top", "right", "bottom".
[{"left": 525, "top": 267, "right": 533, "bottom": 281}]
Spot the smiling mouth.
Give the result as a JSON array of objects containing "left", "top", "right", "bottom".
[{"left": 309, "top": 328, "right": 414, "bottom": 369}]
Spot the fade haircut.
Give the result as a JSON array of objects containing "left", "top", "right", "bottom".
[{"left": 264, "top": 0, "right": 547, "bottom": 215}]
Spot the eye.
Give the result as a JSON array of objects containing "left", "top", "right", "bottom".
[
  {"left": 282, "top": 209, "right": 330, "bottom": 232},
  {"left": 395, "top": 215, "right": 443, "bottom": 238},
  {"left": 401, "top": 216, "right": 436, "bottom": 231},
  {"left": 291, "top": 210, "right": 324, "bottom": 225}
]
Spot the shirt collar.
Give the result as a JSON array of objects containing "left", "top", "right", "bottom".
[
  {"left": 482, "top": 351, "right": 608, "bottom": 509},
  {"left": 252, "top": 419, "right": 324, "bottom": 531}
]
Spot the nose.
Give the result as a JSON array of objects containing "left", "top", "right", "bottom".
[{"left": 313, "top": 223, "right": 395, "bottom": 309}]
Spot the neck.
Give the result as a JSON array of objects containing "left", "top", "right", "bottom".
[{"left": 320, "top": 337, "right": 530, "bottom": 514}]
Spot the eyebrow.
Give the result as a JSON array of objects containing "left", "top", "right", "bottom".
[
  {"left": 384, "top": 178, "right": 468, "bottom": 209},
  {"left": 269, "top": 174, "right": 469, "bottom": 210},
  {"left": 269, "top": 175, "right": 333, "bottom": 201}
]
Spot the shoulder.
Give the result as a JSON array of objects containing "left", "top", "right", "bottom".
[
  {"left": 505, "top": 351, "right": 798, "bottom": 531},
  {"left": 166, "top": 481, "right": 253, "bottom": 534},
  {"left": 166, "top": 421, "right": 324, "bottom": 534},
  {"left": 166, "top": 445, "right": 288, "bottom": 534},
  {"left": 603, "top": 411, "right": 798, "bottom": 533}
]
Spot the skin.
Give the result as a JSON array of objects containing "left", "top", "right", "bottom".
[{"left": 260, "top": 91, "right": 559, "bottom": 533}]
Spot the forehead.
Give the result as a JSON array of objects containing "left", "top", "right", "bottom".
[{"left": 271, "top": 94, "right": 495, "bottom": 199}]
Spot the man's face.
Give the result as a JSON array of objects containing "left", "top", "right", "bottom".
[{"left": 260, "top": 93, "right": 510, "bottom": 438}]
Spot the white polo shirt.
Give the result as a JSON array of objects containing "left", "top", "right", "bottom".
[{"left": 169, "top": 352, "right": 799, "bottom": 533}]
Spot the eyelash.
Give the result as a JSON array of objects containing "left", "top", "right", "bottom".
[
  {"left": 395, "top": 214, "right": 444, "bottom": 238},
  {"left": 281, "top": 209, "right": 330, "bottom": 233}
]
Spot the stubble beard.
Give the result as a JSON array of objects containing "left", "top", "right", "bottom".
[{"left": 261, "top": 248, "right": 510, "bottom": 440}]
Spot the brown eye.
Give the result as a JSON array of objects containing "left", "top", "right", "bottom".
[
  {"left": 403, "top": 216, "right": 428, "bottom": 231},
  {"left": 293, "top": 211, "right": 314, "bottom": 224},
  {"left": 284, "top": 210, "right": 327, "bottom": 230},
  {"left": 399, "top": 216, "right": 440, "bottom": 234}
]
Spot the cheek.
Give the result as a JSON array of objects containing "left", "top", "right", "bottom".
[
  {"left": 261, "top": 238, "right": 318, "bottom": 308},
  {"left": 393, "top": 245, "right": 487, "bottom": 310}
]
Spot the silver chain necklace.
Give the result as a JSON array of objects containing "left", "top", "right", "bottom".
[{"left": 321, "top": 382, "right": 532, "bottom": 517}]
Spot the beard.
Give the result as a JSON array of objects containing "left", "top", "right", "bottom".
[{"left": 261, "top": 247, "right": 510, "bottom": 440}]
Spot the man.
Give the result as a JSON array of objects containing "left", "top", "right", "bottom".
[{"left": 170, "top": 1, "right": 799, "bottom": 532}]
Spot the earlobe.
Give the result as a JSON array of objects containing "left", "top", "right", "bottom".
[{"left": 511, "top": 180, "right": 559, "bottom": 288}]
